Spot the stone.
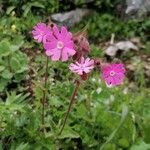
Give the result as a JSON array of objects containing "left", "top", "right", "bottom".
[
  {"left": 51, "top": 8, "right": 90, "bottom": 28},
  {"left": 105, "top": 41, "right": 138, "bottom": 57},
  {"left": 126, "top": 0, "right": 150, "bottom": 18}
]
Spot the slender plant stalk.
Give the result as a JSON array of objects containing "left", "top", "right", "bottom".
[
  {"left": 7, "top": 55, "right": 12, "bottom": 72},
  {"left": 41, "top": 56, "right": 49, "bottom": 128},
  {"left": 59, "top": 80, "right": 80, "bottom": 135}
]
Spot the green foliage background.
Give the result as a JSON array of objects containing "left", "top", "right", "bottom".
[{"left": 0, "top": 0, "right": 150, "bottom": 150}]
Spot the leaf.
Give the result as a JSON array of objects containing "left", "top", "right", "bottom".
[
  {"left": 10, "top": 57, "right": 20, "bottom": 71},
  {"left": 143, "top": 117, "right": 150, "bottom": 143},
  {"left": 0, "top": 41, "right": 11, "bottom": 57},
  {"left": 59, "top": 127, "right": 80, "bottom": 139},
  {"left": 118, "top": 138, "right": 130, "bottom": 148},
  {"left": 30, "top": 2, "right": 45, "bottom": 9},
  {"left": 6, "top": 6, "right": 16, "bottom": 15},
  {"left": 50, "top": 96, "right": 64, "bottom": 107},
  {"left": 22, "top": 3, "right": 32, "bottom": 17},
  {"left": 0, "top": 78, "right": 8, "bottom": 92},
  {"left": 76, "top": 103, "right": 88, "bottom": 119},
  {"left": 0, "top": 66, "right": 5, "bottom": 72},
  {"left": 10, "top": 142, "right": 29, "bottom": 150},
  {"left": 130, "top": 141, "right": 150, "bottom": 150},
  {"left": 1, "top": 69, "right": 13, "bottom": 79},
  {"left": 100, "top": 106, "right": 128, "bottom": 150},
  {"left": 5, "top": 91, "right": 29, "bottom": 105},
  {"left": 14, "top": 73, "right": 26, "bottom": 82},
  {"left": 23, "top": 2, "right": 45, "bottom": 17}
]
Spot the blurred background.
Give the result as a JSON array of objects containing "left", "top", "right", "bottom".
[{"left": 0, "top": 0, "right": 150, "bottom": 150}]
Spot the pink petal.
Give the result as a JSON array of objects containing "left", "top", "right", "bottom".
[
  {"left": 84, "top": 59, "right": 94, "bottom": 67},
  {"left": 116, "top": 73, "right": 125, "bottom": 80},
  {"left": 34, "top": 35, "right": 41, "bottom": 40},
  {"left": 64, "top": 47, "right": 76, "bottom": 56},
  {"left": 83, "top": 68, "right": 91, "bottom": 73},
  {"left": 65, "top": 41, "right": 74, "bottom": 49},
  {"left": 112, "top": 77, "right": 120, "bottom": 85},
  {"left": 75, "top": 62, "right": 80, "bottom": 66},
  {"left": 65, "top": 32, "right": 72, "bottom": 41},
  {"left": 112, "top": 64, "right": 125, "bottom": 73},
  {"left": 83, "top": 66, "right": 94, "bottom": 73},
  {"left": 32, "top": 30, "right": 38, "bottom": 35},
  {"left": 37, "top": 36, "right": 42, "bottom": 43},
  {"left": 45, "top": 34, "right": 56, "bottom": 42},
  {"left": 69, "top": 65, "right": 78, "bottom": 72},
  {"left": 37, "top": 23, "right": 46, "bottom": 28},
  {"left": 53, "top": 25, "right": 60, "bottom": 38},
  {"left": 102, "top": 70, "right": 110, "bottom": 78},
  {"left": 43, "top": 35, "right": 48, "bottom": 43},
  {"left": 80, "top": 57, "right": 85, "bottom": 64},
  {"left": 84, "top": 58, "right": 90, "bottom": 63},
  {"left": 77, "top": 69, "right": 83, "bottom": 75},
  {"left": 61, "top": 50, "right": 69, "bottom": 62},
  {"left": 61, "top": 26, "right": 67, "bottom": 37},
  {"left": 45, "top": 50, "right": 53, "bottom": 56},
  {"left": 51, "top": 49, "right": 61, "bottom": 61},
  {"left": 105, "top": 76, "right": 113, "bottom": 86},
  {"left": 44, "top": 41, "right": 56, "bottom": 50}
]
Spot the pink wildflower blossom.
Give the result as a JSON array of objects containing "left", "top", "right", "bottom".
[
  {"left": 69, "top": 57, "right": 94, "bottom": 75},
  {"left": 102, "top": 63, "right": 126, "bottom": 87},
  {"left": 32, "top": 23, "right": 51, "bottom": 43},
  {"left": 44, "top": 25, "right": 76, "bottom": 62}
]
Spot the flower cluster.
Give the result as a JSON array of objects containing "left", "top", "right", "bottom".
[{"left": 32, "top": 22, "right": 126, "bottom": 87}]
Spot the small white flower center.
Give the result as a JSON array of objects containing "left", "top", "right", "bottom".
[
  {"left": 57, "top": 41, "right": 64, "bottom": 49},
  {"left": 110, "top": 70, "right": 115, "bottom": 76}
]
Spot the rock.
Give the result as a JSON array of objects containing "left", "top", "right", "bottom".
[
  {"left": 116, "top": 41, "right": 138, "bottom": 51},
  {"left": 51, "top": 8, "right": 90, "bottom": 28},
  {"left": 105, "top": 45, "right": 118, "bottom": 57},
  {"left": 126, "top": 0, "right": 150, "bottom": 18},
  {"left": 105, "top": 41, "right": 138, "bottom": 57}
]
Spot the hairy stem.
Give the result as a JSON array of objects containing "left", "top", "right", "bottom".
[
  {"left": 41, "top": 56, "right": 49, "bottom": 128},
  {"left": 59, "top": 80, "right": 80, "bottom": 135}
]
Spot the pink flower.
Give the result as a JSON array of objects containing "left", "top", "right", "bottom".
[
  {"left": 44, "top": 25, "right": 76, "bottom": 62},
  {"left": 32, "top": 23, "right": 51, "bottom": 43},
  {"left": 69, "top": 57, "right": 94, "bottom": 75},
  {"left": 102, "top": 63, "right": 126, "bottom": 87}
]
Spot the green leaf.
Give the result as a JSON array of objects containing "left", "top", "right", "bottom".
[
  {"left": 10, "top": 142, "right": 29, "bottom": 150},
  {"left": 118, "top": 138, "right": 129, "bottom": 148},
  {"left": 130, "top": 141, "right": 150, "bottom": 150},
  {"left": 0, "top": 78, "right": 8, "bottom": 92},
  {"left": 6, "top": 6, "right": 16, "bottom": 15},
  {"left": 22, "top": 3, "right": 32, "bottom": 17},
  {"left": 76, "top": 103, "right": 87, "bottom": 117},
  {"left": 0, "top": 66, "right": 5, "bottom": 72},
  {"left": 0, "top": 41, "right": 11, "bottom": 57},
  {"left": 50, "top": 96, "right": 64, "bottom": 107},
  {"left": 30, "top": 2, "right": 45, "bottom": 9},
  {"left": 143, "top": 117, "right": 150, "bottom": 143},
  {"left": 14, "top": 73, "right": 26, "bottom": 82},
  {"left": 59, "top": 127, "right": 80, "bottom": 139},
  {"left": 1, "top": 69, "right": 13, "bottom": 79},
  {"left": 10, "top": 57, "right": 20, "bottom": 71},
  {"left": 23, "top": 2, "right": 44, "bottom": 17},
  {"left": 100, "top": 106, "right": 128, "bottom": 150}
]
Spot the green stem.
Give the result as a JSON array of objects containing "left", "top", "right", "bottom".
[
  {"left": 7, "top": 55, "right": 12, "bottom": 72},
  {"left": 41, "top": 56, "right": 49, "bottom": 129},
  {"left": 59, "top": 80, "right": 80, "bottom": 135}
]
